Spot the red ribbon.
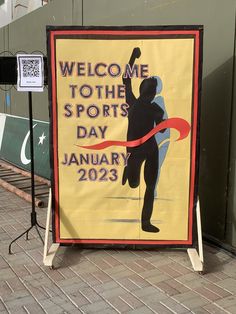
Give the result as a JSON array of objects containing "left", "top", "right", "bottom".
[{"left": 76, "top": 117, "right": 191, "bottom": 150}]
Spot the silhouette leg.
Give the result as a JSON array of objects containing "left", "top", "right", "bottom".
[
  {"left": 141, "top": 152, "right": 159, "bottom": 232},
  {"left": 124, "top": 153, "right": 143, "bottom": 188},
  {"left": 122, "top": 166, "right": 128, "bottom": 185}
]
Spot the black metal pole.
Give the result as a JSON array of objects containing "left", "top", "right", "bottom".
[{"left": 28, "top": 91, "right": 37, "bottom": 225}]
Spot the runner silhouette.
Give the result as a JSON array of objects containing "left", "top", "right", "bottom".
[{"left": 122, "top": 47, "right": 165, "bottom": 233}]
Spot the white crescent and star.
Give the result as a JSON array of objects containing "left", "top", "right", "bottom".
[
  {"left": 38, "top": 132, "right": 46, "bottom": 145},
  {"left": 20, "top": 124, "right": 47, "bottom": 165}
]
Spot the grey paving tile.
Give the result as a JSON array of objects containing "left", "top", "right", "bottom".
[
  {"left": 0, "top": 282, "right": 13, "bottom": 298},
  {"left": 173, "top": 291, "right": 199, "bottom": 303},
  {"left": 107, "top": 268, "right": 134, "bottom": 280},
  {"left": 99, "top": 287, "right": 127, "bottom": 299},
  {"left": 165, "top": 278, "right": 190, "bottom": 294},
  {"left": 137, "top": 268, "right": 163, "bottom": 279},
  {"left": 216, "top": 278, "right": 236, "bottom": 294},
  {"left": 0, "top": 299, "right": 9, "bottom": 313},
  {"left": 56, "top": 277, "right": 88, "bottom": 290},
  {"left": 95, "top": 308, "right": 119, "bottom": 314},
  {"left": 102, "top": 255, "right": 122, "bottom": 267},
  {"left": 91, "top": 270, "right": 112, "bottom": 283},
  {"left": 119, "top": 293, "right": 144, "bottom": 309},
  {"left": 177, "top": 296, "right": 210, "bottom": 310},
  {"left": 176, "top": 273, "right": 209, "bottom": 289},
  {"left": 134, "top": 287, "right": 168, "bottom": 304},
  {"left": 107, "top": 295, "right": 133, "bottom": 312},
  {"left": 127, "top": 274, "right": 150, "bottom": 288},
  {"left": 4, "top": 307, "right": 27, "bottom": 314},
  {"left": 160, "top": 298, "right": 190, "bottom": 313},
  {"left": 4, "top": 295, "right": 36, "bottom": 310},
  {"left": 147, "top": 273, "right": 171, "bottom": 285},
  {"left": 126, "top": 306, "right": 155, "bottom": 314},
  {"left": 215, "top": 295, "right": 236, "bottom": 308},
  {"left": 133, "top": 286, "right": 161, "bottom": 298},
  {"left": 2, "top": 290, "right": 29, "bottom": 303},
  {"left": 204, "top": 282, "right": 232, "bottom": 298},
  {"left": 155, "top": 281, "right": 180, "bottom": 296},
  {"left": 194, "top": 286, "right": 221, "bottom": 301},
  {"left": 192, "top": 307, "right": 211, "bottom": 314},
  {"left": 148, "top": 301, "right": 174, "bottom": 313},
  {"left": 94, "top": 281, "right": 120, "bottom": 293},
  {"left": 69, "top": 291, "right": 91, "bottom": 307},
  {"left": 80, "top": 300, "right": 111, "bottom": 313},
  {"left": 116, "top": 277, "right": 141, "bottom": 291},
  {"left": 225, "top": 305, "right": 236, "bottom": 314},
  {"left": 0, "top": 268, "right": 16, "bottom": 281},
  {"left": 203, "top": 303, "right": 228, "bottom": 314},
  {"left": 79, "top": 287, "right": 103, "bottom": 303},
  {"left": 24, "top": 303, "right": 46, "bottom": 314}
]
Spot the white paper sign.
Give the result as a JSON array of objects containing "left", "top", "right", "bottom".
[{"left": 17, "top": 54, "right": 44, "bottom": 92}]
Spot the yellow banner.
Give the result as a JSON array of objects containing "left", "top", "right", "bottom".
[{"left": 48, "top": 28, "right": 201, "bottom": 245}]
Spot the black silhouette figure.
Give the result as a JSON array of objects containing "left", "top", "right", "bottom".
[{"left": 122, "top": 47, "right": 165, "bottom": 233}]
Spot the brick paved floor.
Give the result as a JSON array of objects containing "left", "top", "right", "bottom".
[{"left": 1, "top": 186, "right": 236, "bottom": 313}]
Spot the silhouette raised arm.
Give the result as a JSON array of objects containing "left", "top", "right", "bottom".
[{"left": 123, "top": 47, "right": 141, "bottom": 107}]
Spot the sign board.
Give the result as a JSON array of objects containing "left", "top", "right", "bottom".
[
  {"left": 17, "top": 54, "right": 44, "bottom": 92},
  {"left": 47, "top": 26, "right": 203, "bottom": 246}
]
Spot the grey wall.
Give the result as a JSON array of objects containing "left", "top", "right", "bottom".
[
  {"left": 1, "top": 0, "right": 236, "bottom": 249},
  {"left": 227, "top": 30, "right": 236, "bottom": 249},
  {"left": 0, "top": 0, "right": 82, "bottom": 121}
]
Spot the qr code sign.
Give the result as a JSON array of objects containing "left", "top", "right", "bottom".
[
  {"left": 17, "top": 54, "right": 44, "bottom": 91},
  {"left": 22, "top": 59, "right": 40, "bottom": 78}
]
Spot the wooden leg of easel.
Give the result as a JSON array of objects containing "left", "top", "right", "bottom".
[
  {"left": 43, "top": 188, "right": 60, "bottom": 268},
  {"left": 187, "top": 199, "right": 204, "bottom": 273}
]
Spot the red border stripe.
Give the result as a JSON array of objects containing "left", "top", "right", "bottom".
[
  {"left": 52, "top": 30, "right": 199, "bottom": 36},
  {"left": 50, "top": 32, "right": 60, "bottom": 242},
  {"left": 58, "top": 239, "right": 192, "bottom": 245},
  {"left": 188, "top": 32, "right": 200, "bottom": 243}
]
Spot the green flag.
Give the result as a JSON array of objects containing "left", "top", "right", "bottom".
[{"left": 0, "top": 114, "right": 50, "bottom": 179}]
